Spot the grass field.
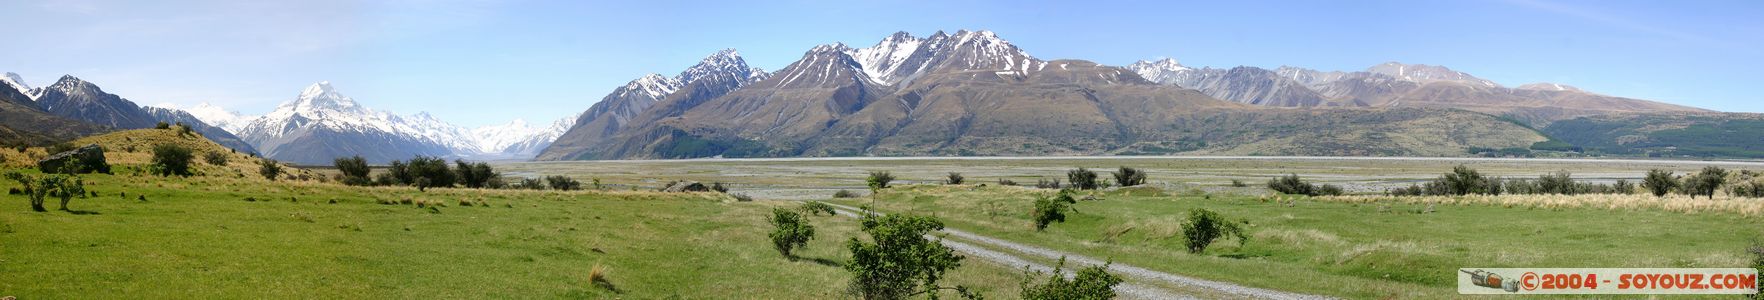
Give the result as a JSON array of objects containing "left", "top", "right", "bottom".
[
  {"left": 0, "top": 170, "right": 1035, "bottom": 298},
  {"left": 7, "top": 130, "right": 1763, "bottom": 299},
  {"left": 835, "top": 185, "right": 1763, "bottom": 298}
]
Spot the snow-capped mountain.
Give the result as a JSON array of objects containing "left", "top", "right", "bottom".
[
  {"left": 179, "top": 102, "right": 256, "bottom": 133},
  {"left": 537, "top": 48, "right": 768, "bottom": 160},
  {"left": 229, "top": 81, "right": 570, "bottom": 163},
  {"left": 2, "top": 72, "right": 36, "bottom": 100}
]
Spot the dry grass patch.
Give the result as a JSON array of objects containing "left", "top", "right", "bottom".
[{"left": 1318, "top": 194, "right": 1764, "bottom": 216}]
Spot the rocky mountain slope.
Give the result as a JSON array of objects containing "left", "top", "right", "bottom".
[
  {"left": 0, "top": 80, "right": 108, "bottom": 147},
  {"left": 1128, "top": 60, "right": 1707, "bottom": 125},
  {"left": 537, "top": 49, "right": 769, "bottom": 160},
  {"left": 542, "top": 30, "right": 1548, "bottom": 160},
  {"left": 13, "top": 74, "right": 255, "bottom": 152}
]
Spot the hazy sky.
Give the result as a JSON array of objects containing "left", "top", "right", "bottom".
[{"left": 2, "top": 0, "right": 1760, "bottom": 127}]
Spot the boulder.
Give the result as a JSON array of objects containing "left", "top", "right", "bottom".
[
  {"left": 662, "top": 181, "right": 710, "bottom": 193},
  {"left": 38, "top": 144, "right": 109, "bottom": 174}
]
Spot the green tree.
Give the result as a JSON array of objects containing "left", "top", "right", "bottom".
[
  {"left": 407, "top": 156, "right": 455, "bottom": 188},
  {"left": 5, "top": 172, "right": 84, "bottom": 212},
  {"left": 203, "top": 151, "right": 229, "bottom": 166},
  {"left": 1019, "top": 257, "right": 1123, "bottom": 300},
  {"left": 334, "top": 155, "right": 370, "bottom": 184},
  {"left": 1112, "top": 166, "right": 1146, "bottom": 187},
  {"left": 454, "top": 160, "right": 496, "bottom": 188},
  {"left": 1032, "top": 191, "right": 1077, "bottom": 231},
  {"left": 1067, "top": 168, "right": 1099, "bottom": 190},
  {"left": 845, "top": 212, "right": 979, "bottom": 300},
  {"left": 1180, "top": 208, "right": 1248, "bottom": 254},
  {"left": 1691, "top": 166, "right": 1728, "bottom": 199},
  {"left": 1537, "top": 170, "right": 1578, "bottom": 195},
  {"left": 767, "top": 208, "right": 815, "bottom": 258},
  {"left": 151, "top": 144, "right": 195, "bottom": 177},
  {"left": 258, "top": 159, "right": 283, "bottom": 180},
  {"left": 1441, "top": 165, "right": 1491, "bottom": 195},
  {"left": 1643, "top": 169, "right": 1678, "bottom": 197}
]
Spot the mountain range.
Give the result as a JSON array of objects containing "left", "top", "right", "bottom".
[{"left": 7, "top": 29, "right": 1756, "bottom": 161}]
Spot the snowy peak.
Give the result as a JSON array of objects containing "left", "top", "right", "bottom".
[
  {"left": 848, "top": 31, "right": 926, "bottom": 86},
  {"left": 288, "top": 81, "right": 363, "bottom": 112},
  {"left": 678, "top": 48, "right": 768, "bottom": 85},
  {"left": 1127, "top": 58, "right": 1192, "bottom": 84},
  {"left": 935, "top": 29, "right": 1038, "bottom": 72},
  {"left": 1366, "top": 62, "right": 1499, "bottom": 87},
  {"left": 771, "top": 43, "right": 869, "bottom": 88},
  {"left": 180, "top": 102, "right": 256, "bottom": 132},
  {"left": 2, "top": 72, "right": 34, "bottom": 99},
  {"left": 617, "top": 73, "right": 682, "bottom": 99}
]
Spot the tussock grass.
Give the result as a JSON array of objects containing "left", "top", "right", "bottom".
[{"left": 1318, "top": 194, "right": 1764, "bottom": 216}]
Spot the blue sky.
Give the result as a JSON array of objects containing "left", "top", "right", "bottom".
[{"left": 1, "top": 0, "right": 1759, "bottom": 127}]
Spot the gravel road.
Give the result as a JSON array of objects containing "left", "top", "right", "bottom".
[{"left": 824, "top": 202, "right": 1332, "bottom": 300}]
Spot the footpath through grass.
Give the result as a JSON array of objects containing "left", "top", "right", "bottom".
[
  {"left": 836, "top": 185, "right": 1764, "bottom": 299},
  {"left": 0, "top": 171, "right": 1027, "bottom": 298}
]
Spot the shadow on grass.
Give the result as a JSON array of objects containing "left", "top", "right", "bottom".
[
  {"left": 65, "top": 210, "right": 102, "bottom": 215},
  {"left": 798, "top": 256, "right": 843, "bottom": 268}
]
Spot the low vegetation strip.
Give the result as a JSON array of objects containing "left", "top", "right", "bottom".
[
  {"left": 823, "top": 202, "right": 1327, "bottom": 300},
  {"left": 1315, "top": 194, "right": 1764, "bottom": 217}
]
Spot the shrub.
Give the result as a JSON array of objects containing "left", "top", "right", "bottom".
[
  {"left": 1112, "top": 166, "right": 1146, "bottom": 187},
  {"left": 1032, "top": 191, "right": 1077, "bottom": 231},
  {"left": 731, "top": 193, "right": 754, "bottom": 202},
  {"left": 845, "top": 213, "right": 978, "bottom": 300},
  {"left": 1440, "top": 165, "right": 1492, "bottom": 196},
  {"left": 1268, "top": 174, "right": 1314, "bottom": 196},
  {"left": 1748, "top": 241, "right": 1764, "bottom": 299},
  {"left": 334, "top": 156, "right": 370, "bottom": 184},
  {"left": 1230, "top": 179, "right": 1247, "bottom": 187},
  {"left": 387, "top": 160, "right": 412, "bottom": 185},
  {"left": 154, "top": 121, "right": 171, "bottom": 129},
  {"left": 866, "top": 171, "right": 895, "bottom": 190},
  {"left": 711, "top": 182, "right": 729, "bottom": 193},
  {"left": 203, "top": 151, "right": 229, "bottom": 166},
  {"left": 177, "top": 122, "right": 195, "bottom": 137},
  {"left": 1316, "top": 184, "right": 1345, "bottom": 196},
  {"left": 997, "top": 178, "right": 1018, "bottom": 186},
  {"left": 768, "top": 208, "right": 815, "bottom": 258},
  {"left": 1679, "top": 166, "right": 1729, "bottom": 199},
  {"left": 407, "top": 156, "right": 456, "bottom": 188},
  {"left": 832, "top": 189, "right": 860, "bottom": 198},
  {"left": 1019, "top": 257, "right": 1123, "bottom": 300},
  {"left": 519, "top": 178, "right": 545, "bottom": 190},
  {"left": 1537, "top": 170, "right": 1577, "bottom": 195},
  {"left": 945, "top": 172, "right": 964, "bottom": 185},
  {"left": 454, "top": 160, "right": 496, "bottom": 188},
  {"left": 151, "top": 144, "right": 195, "bottom": 177},
  {"left": 5, "top": 172, "right": 84, "bottom": 212},
  {"left": 546, "top": 175, "right": 582, "bottom": 191},
  {"left": 258, "top": 159, "right": 283, "bottom": 180},
  {"left": 1180, "top": 208, "right": 1247, "bottom": 254},
  {"left": 1067, "top": 168, "right": 1099, "bottom": 190},
  {"left": 801, "top": 201, "right": 837, "bottom": 216},
  {"left": 1035, "top": 178, "right": 1062, "bottom": 189}
]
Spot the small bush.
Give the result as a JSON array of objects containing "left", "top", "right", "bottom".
[
  {"left": 154, "top": 121, "right": 171, "bottom": 129},
  {"left": 546, "top": 175, "right": 582, "bottom": 191},
  {"left": 1035, "top": 178, "right": 1062, "bottom": 189},
  {"left": 832, "top": 189, "right": 860, "bottom": 198},
  {"left": 151, "top": 144, "right": 195, "bottom": 177},
  {"left": 1267, "top": 174, "right": 1315, "bottom": 196},
  {"left": 519, "top": 178, "right": 544, "bottom": 190},
  {"left": 945, "top": 172, "right": 964, "bottom": 185},
  {"left": 731, "top": 193, "right": 754, "bottom": 202},
  {"left": 1112, "top": 166, "right": 1146, "bottom": 187},
  {"left": 801, "top": 201, "right": 837, "bottom": 216},
  {"left": 258, "top": 159, "right": 283, "bottom": 180},
  {"left": 1019, "top": 257, "right": 1124, "bottom": 300},
  {"left": 711, "top": 182, "right": 729, "bottom": 193},
  {"left": 203, "top": 151, "right": 229, "bottom": 166},
  {"left": 866, "top": 171, "right": 895, "bottom": 190},
  {"left": 1180, "top": 208, "right": 1247, "bottom": 254},
  {"left": 5, "top": 172, "right": 85, "bottom": 212},
  {"left": 997, "top": 178, "right": 1018, "bottom": 186},
  {"left": 1230, "top": 179, "right": 1247, "bottom": 187},
  {"left": 1067, "top": 168, "right": 1099, "bottom": 190},
  {"left": 844, "top": 213, "right": 977, "bottom": 300},
  {"left": 1688, "top": 166, "right": 1728, "bottom": 199},
  {"left": 1032, "top": 192, "right": 1077, "bottom": 231},
  {"left": 768, "top": 208, "right": 815, "bottom": 258}
]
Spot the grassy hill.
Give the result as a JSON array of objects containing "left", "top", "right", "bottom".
[{"left": 1539, "top": 113, "right": 1764, "bottom": 158}]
